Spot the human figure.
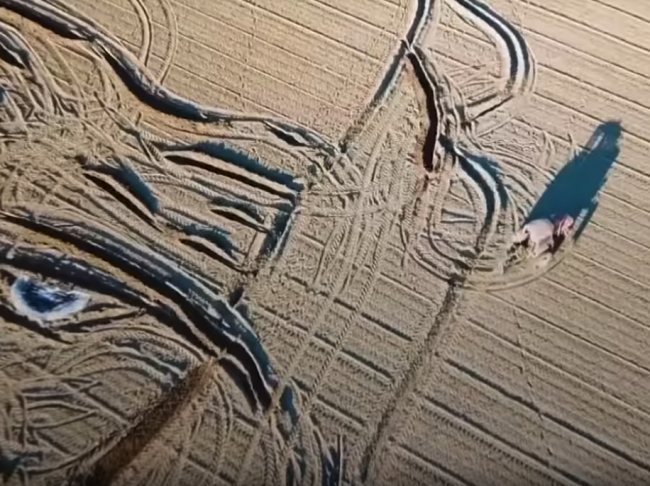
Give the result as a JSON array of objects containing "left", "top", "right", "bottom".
[{"left": 512, "top": 214, "right": 574, "bottom": 258}]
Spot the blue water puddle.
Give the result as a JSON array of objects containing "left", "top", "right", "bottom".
[{"left": 10, "top": 275, "right": 89, "bottom": 322}]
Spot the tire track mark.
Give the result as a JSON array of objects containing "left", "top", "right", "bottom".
[
  {"left": 339, "top": 0, "right": 436, "bottom": 152},
  {"left": 434, "top": 45, "right": 648, "bottom": 203},
  {"left": 0, "top": 7, "right": 338, "bottom": 484},
  {"left": 67, "top": 359, "right": 214, "bottom": 486},
  {"left": 311, "top": 124, "right": 393, "bottom": 291},
  {"left": 439, "top": 20, "right": 650, "bottom": 147},
  {"left": 446, "top": 0, "right": 536, "bottom": 124},
  {"left": 128, "top": 0, "right": 153, "bottom": 66},
  {"left": 4, "top": 119, "right": 302, "bottom": 450},
  {"left": 272, "top": 130, "right": 406, "bottom": 486},
  {"left": 71, "top": 0, "right": 355, "bottom": 123},
  {"left": 0, "top": 324, "right": 202, "bottom": 479},
  {"left": 0, "top": 19, "right": 82, "bottom": 116},
  {"left": 398, "top": 45, "right": 596, "bottom": 292},
  {"left": 399, "top": 44, "right": 474, "bottom": 273},
  {"left": 0, "top": 0, "right": 338, "bottom": 154},
  {"left": 360, "top": 70, "right": 520, "bottom": 483},
  {"left": 447, "top": 356, "right": 650, "bottom": 475},
  {"left": 0, "top": 0, "right": 584, "bottom": 482},
  {"left": 443, "top": 15, "right": 650, "bottom": 113},
  {"left": 155, "top": 0, "right": 177, "bottom": 84},
  {"left": 236, "top": 81, "right": 412, "bottom": 486},
  {"left": 1, "top": 206, "right": 277, "bottom": 412},
  {"left": 310, "top": 0, "right": 407, "bottom": 147},
  {"left": 303, "top": 81, "right": 409, "bottom": 287},
  {"left": 406, "top": 44, "right": 441, "bottom": 173}
]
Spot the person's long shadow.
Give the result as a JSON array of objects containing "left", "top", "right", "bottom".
[{"left": 525, "top": 120, "right": 622, "bottom": 242}]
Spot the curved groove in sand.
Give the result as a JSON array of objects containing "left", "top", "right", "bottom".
[
  {"left": 0, "top": 0, "right": 338, "bottom": 154},
  {"left": 447, "top": 0, "right": 536, "bottom": 121},
  {"left": 155, "top": 0, "right": 177, "bottom": 84},
  {"left": 394, "top": 39, "right": 571, "bottom": 291},
  {"left": 128, "top": 0, "right": 153, "bottom": 66},
  {"left": 340, "top": 0, "right": 439, "bottom": 151},
  {"left": 400, "top": 139, "right": 510, "bottom": 283},
  {"left": 400, "top": 133, "right": 574, "bottom": 292},
  {"left": 2, "top": 207, "right": 280, "bottom": 408},
  {"left": 406, "top": 46, "right": 442, "bottom": 173},
  {"left": 0, "top": 4, "right": 368, "bottom": 483}
]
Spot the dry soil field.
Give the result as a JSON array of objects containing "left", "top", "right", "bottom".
[{"left": 0, "top": 0, "right": 649, "bottom": 485}]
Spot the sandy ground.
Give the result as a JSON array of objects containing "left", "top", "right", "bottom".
[{"left": 0, "top": 0, "right": 649, "bottom": 485}]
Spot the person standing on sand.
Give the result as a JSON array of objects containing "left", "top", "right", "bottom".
[{"left": 511, "top": 214, "right": 575, "bottom": 258}]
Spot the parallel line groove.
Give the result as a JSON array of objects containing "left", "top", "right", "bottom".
[
  {"left": 446, "top": 358, "right": 650, "bottom": 473},
  {"left": 437, "top": 22, "right": 650, "bottom": 115},
  {"left": 572, "top": 252, "right": 650, "bottom": 299},
  {"left": 521, "top": 0, "right": 650, "bottom": 56},
  {"left": 465, "top": 316, "right": 650, "bottom": 419},
  {"left": 96, "top": 0, "right": 357, "bottom": 110},
  {"left": 306, "top": 0, "right": 399, "bottom": 32},
  {"left": 256, "top": 302, "right": 398, "bottom": 381},
  {"left": 543, "top": 277, "right": 650, "bottom": 333},
  {"left": 100, "top": 0, "right": 375, "bottom": 87},
  {"left": 418, "top": 389, "right": 589, "bottom": 486},
  {"left": 483, "top": 292, "right": 650, "bottom": 376},
  {"left": 587, "top": 0, "right": 650, "bottom": 25},
  {"left": 237, "top": 0, "right": 390, "bottom": 58},
  {"left": 396, "top": 442, "right": 476, "bottom": 486}
]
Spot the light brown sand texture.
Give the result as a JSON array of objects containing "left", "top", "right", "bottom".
[{"left": 0, "top": 0, "right": 648, "bottom": 485}]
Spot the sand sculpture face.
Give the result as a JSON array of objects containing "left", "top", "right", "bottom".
[
  {"left": 0, "top": 0, "right": 617, "bottom": 484},
  {"left": 0, "top": 6, "right": 331, "bottom": 483}
]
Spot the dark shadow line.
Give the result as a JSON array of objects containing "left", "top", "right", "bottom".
[
  {"left": 525, "top": 120, "right": 622, "bottom": 242},
  {"left": 408, "top": 51, "right": 440, "bottom": 173}
]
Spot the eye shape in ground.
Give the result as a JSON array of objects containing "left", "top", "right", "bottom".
[{"left": 10, "top": 275, "right": 90, "bottom": 322}]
